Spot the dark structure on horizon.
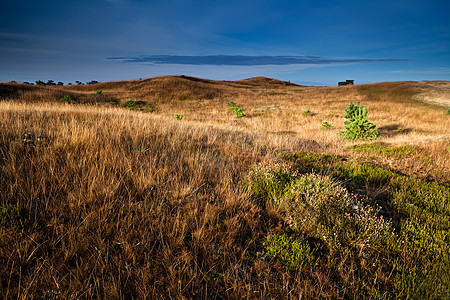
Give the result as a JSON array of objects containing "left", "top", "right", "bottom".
[{"left": 338, "top": 80, "right": 354, "bottom": 86}]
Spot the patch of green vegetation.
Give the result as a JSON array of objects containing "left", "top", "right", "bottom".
[
  {"left": 275, "top": 173, "right": 393, "bottom": 248},
  {"left": 59, "top": 95, "right": 72, "bottom": 103},
  {"left": 347, "top": 143, "right": 417, "bottom": 157},
  {"left": 336, "top": 162, "right": 398, "bottom": 185},
  {"left": 171, "top": 113, "right": 183, "bottom": 120},
  {"left": 94, "top": 90, "right": 103, "bottom": 95},
  {"left": 265, "top": 234, "right": 316, "bottom": 270},
  {"left": 302, "top": 108, "right": 312, "bottom": 116},
  {"left": 390, "top": 177, "right": 450, "bottom": 228},
  {"left": 282, "top": 151, "right": 398, "bottom": 186},
  {"left": 121, "top": 100, "right": 154, "bottom": 112},
  {"left": 123, "top": 99, "right": 136, "bottom": 108},
  {"left": 249, "top": 151, "right": 450, "bottom": 297},
  {"left": 321, "top": 121, "right": 334, "bottom": 129},
  {"left": 340, "top": 102, "right": 378, "bottom": 140},
  {"left": 0, "top": 205, "right": 30, "bottom": 231},
  {"left": 226, "top": 101, "right": 246, "bottom": 117},
  {"left": 228, "top": 106, "right": 245, "bottom": 118},
  {"left": 246, "top": 161, "right": 293, "bottom": 201}
]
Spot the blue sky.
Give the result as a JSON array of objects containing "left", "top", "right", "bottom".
[{"left": 1, "top": 0, "right": 449, "bottom": 85}]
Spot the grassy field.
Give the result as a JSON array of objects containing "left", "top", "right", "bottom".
[{"left": 0, "top": 77, "right": 449, "bottom": 298}]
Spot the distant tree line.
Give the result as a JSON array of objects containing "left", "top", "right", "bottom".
[{"left": 21, "top": 80, "right": 100, "bottom": 86}]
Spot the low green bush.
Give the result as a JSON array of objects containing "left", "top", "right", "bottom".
[
  {"left": 59, "top": 95, "right": 72, "bottom": 103},
  {"left": 228, "top": 106, "right": 245, "bottom": 118},
  {"left": 278, "top": 173, "right": 393, "bottom": 248},
  {"left": 171, "top": 113, "right": 183, "bottom": 120},
  {"left": 265, "top": 234, "right": 316, "bottom": 270},
  {"left": 246, "top": 150, "right": 450, "bottom": 297},
  {"left": 123, "top": 99, "right": 136, "bottom": 108},
  {"left": 321, "top": 121, "right": 334, "bottom": 129},
  {"left": 246, "top": 161, "right": 295, "bottom": 201},
  {"left": 281, "top": 151, "right": 397, "bottom": 185},
  {"left": 302, "top": 108, "right": 312, "bottom": 116},
  {"left": 340, "top": 102, "right": 378, "bottom": 140}
]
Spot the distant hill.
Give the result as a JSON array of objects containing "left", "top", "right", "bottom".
[
  {"left": 1, "top": 77, "right": 449, "bottom": 108},
  {"left": 235, "top": 76, "right": 301, "bottom": 86}
]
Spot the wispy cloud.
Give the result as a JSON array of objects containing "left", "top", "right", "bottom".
[
  {"left": 390, "top": 68, "right": 450, "bottom": 75},
  {"left": 108, "top": 55, "right": 408, "bottom": 66}
]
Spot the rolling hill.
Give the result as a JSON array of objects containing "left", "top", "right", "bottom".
[{"left": 0, "top": 76, "right": 449, "bottom": 298}]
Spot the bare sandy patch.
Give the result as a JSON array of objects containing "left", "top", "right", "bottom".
[{"left": 413, "top": 81, "right": 450, "bottom": 107}]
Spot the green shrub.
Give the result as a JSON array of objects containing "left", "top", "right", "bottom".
[
  {"left": 337, "top": 162, "right": 398, "bottom": 185},
  {"left": 279, "top": 173, "right": 393, "bottom": 247},
  {"left": 247, "top": 161, "right": 296, "bottom": 201},
  {"left": 247, "top": 159, "right": 394, "bottom": 249},
  {"left": 340, "top": 102, "right": 378, "bottom": 140},
  {"left": 171, "top": 113, "right": 183, "bottom": 120},
  {"left": 247, "top": 151, "right": 450, "bottom": 296},
  {"left": 94, "top": 90, "right": 103, "bottom": 95},
  {"left": 226, "top": 101, "right": 246, "bottom": 117},
  {"left": 59, "top": 95, "right": 72, "bottom": 103},
  {"left": 228, "top": 106, "right": 245, "bottom": 118},
  {"left": 123, "top": 100, "right": 136, "bottom": 108},
  {"left": 281, "top": 151, "right": 398, "bottom": 185},
  {"left": 121, "top": 99, "right": 155, "bottom": 112},
  {"left": 273, "top": 151, "right": 450, "bottom": 296},
  {"left": 391, "top": 177, "right": 450, "bottom": 227},
  {"left": 321, "top": 121, "right": 334, "bottom": 129},
  {"left": 447, "top": 108, "right": 450, "bottom": 115},
  {"left": 265, "top": 234, "right": 316, "bottom": 270},
  {"left": 393, "top": 182, "right": 450, "bottom": 299},
  {"left": 302, "top": 108, "right": 312, "bottom": 116}
]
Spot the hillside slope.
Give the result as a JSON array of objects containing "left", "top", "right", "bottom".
[{"left": 0, "top": 77, "right": 449, "bottom": 298}]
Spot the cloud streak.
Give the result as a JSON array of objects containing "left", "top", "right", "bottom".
[
  {"left": 108, "top": 55, "right": 409, "bottom": 66},
  {"left": 390, "top": 67, "right": 450, "bottom": 75}
]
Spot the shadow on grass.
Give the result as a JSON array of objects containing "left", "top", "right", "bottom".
[{"left": 378, "top": 124, "right": 413, "bottom": 137}]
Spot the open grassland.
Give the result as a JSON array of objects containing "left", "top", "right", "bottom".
[{"left": 1, "top": 77, "right": 449, "bottom": 298}]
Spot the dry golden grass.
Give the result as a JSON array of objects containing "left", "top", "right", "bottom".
[
  {"left": 0, "top": 101, "right": 328, "bottom": 298},
  {"left": 1, "top": 77, "right": 449, "bottom": 298},
  {"left": 2, "top": 77, "right": 449, "bottom": 181},
  {"left": 2, "top": 77, "right": 449, "bottom": 179}
]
